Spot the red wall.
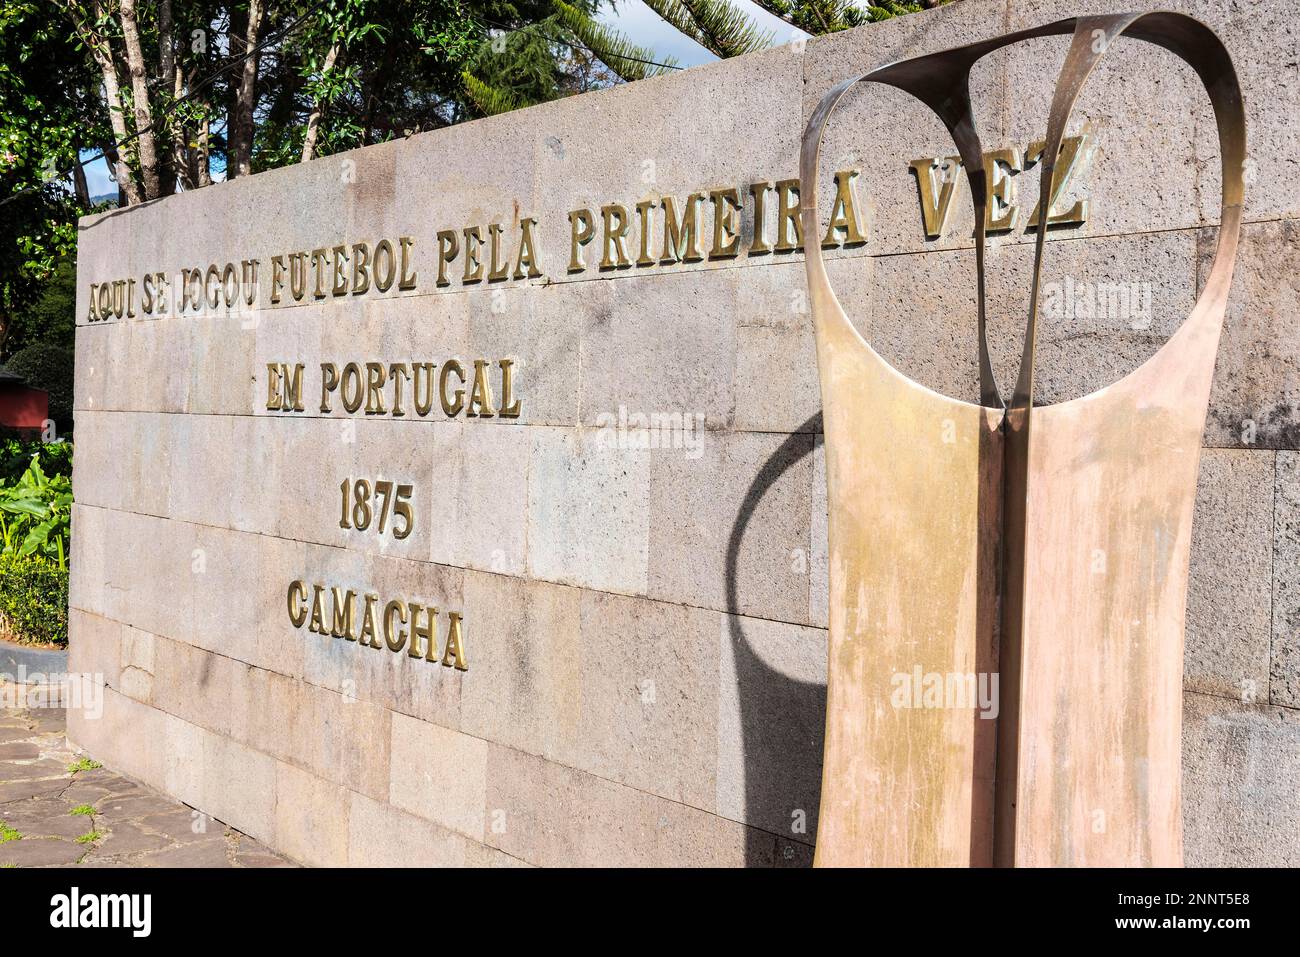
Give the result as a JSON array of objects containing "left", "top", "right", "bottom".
[{"left": 0, "top": 385, "right": 49, "bottom": 431}]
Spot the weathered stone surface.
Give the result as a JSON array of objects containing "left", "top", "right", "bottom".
[
  {"left": 388, "top": 714, "right": 486, "bottom": 841},
  {"left": 347, "top": 792, "right": 473, "bottom": 867},
  {"left": 717, "top": 614, "right": 826, "bottom": 841},
  {"left": 483, "top": 743, "right": 757, "bottom": 867},
  {"left": 525, "top": 427, "right": 651, "bottom": 596},
  {"left": 1184, "top": 449, "right": 1274, "bottom": 699},
  {"left": 0, "top": 838, "right": 85, "bottom": 867},
  {"left": 1201, "top": 220, "right": 1300, "bottom": 449},
  {"left": 648, "top": 429, "right": 814, "bottom": 623},
  {"left": 1183, "top": 691, "right": 1300, "bottom": 866},
  {"left": 1272, "top": 452, "right": 1300, "bottom": 709},
  {"left": 273, "top": 762, "right": 350, "bottom": 867}
]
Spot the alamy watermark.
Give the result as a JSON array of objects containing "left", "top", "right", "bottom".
[
  {"left": 891, "top": 666, "right": 999, "bottom": 719},
  {"left": 0, "top": 668, "right": 103, "bottom": 719},
  {"left": 593, "top": 405, "right": 706, "bottom": 459},
  {"left": 1041, "top": 276, "right": 1153, "bottom": 329}
]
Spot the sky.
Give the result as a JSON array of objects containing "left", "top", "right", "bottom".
[{"left": 80, "top": 1, "right": 806, "bottom": 198}]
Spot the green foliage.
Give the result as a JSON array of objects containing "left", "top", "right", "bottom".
[
  {"left": 0, "top": 447, "right": 73, "bottom": 566},
  {"left": 752, "top": 0, "right": 920, "bottom": 33},
  {"left": 554, "top": 1, "right": 678, "bottom": 81},
  {"left": 461, "top": 70, "right": 526, "bottom": 116},
  {"left": 0, "top": 821, "right": 19, "bottom": 844},
  {"left": 4, "top": 342, "right": 74, "bottom": 436},
  {"left": 0, "top": 439, "right": 71, "bottom": 484},
  {"left": 642, "top": 0, "right": 773, "bottom": 58},
  {"left": 74, "top": 829, "right": 102, "bottom": 844},
  {"left": 0, "top": 2, "right": 99, "bottom": 347},
  {"left": 67, "top": 757, "right": 101, "bottom": 773},
  {"left": 1, "top": 259, "right": 76, "bottom": 362},
  {"left": 0, "top": 552, "right": 69, "bottom": 647},
  {"left": 69, "top": 804, "right": 95, "bottom": 817}
]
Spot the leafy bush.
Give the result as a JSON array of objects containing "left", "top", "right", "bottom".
[
  {"left": 0, "top": 449, "right": 72, "bottom": 567},
  {"left": 0, "top": 439, "right": 71, "bottom": 484},
  {"left": 4, "top": 342, "right": 74, "bottom": 437},
  {"left": 0, "top": 552, "right": 69, "bottom": 646}
]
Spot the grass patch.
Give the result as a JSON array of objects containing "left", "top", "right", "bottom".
[
  {"left": 66, "top": 757, "right": 102, "bottom": 774},
  {"left": 69, "top": 804, "right": 95, "bottom": 817},
  {"left": 74, "top": 830, "right": 102, "bottom": 845},
  {"left": 0, "top": 821, "right": 20, "bottom": 844}
]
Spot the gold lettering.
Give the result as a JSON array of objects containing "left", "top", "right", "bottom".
[
  {"left": 389, "top": 363, "right": 410, "bottom": 416},
  {"left": 311, "top": 248, "right": 329, "bottom": 299},
  {"left": 462, "top": 226, "right": 484, "bottom": 283},
  {"left": 440, "top": 360, "right": 465, "bottom": 416},
  {"left": 568, "top": 208, "right": 595, "bottom": 273},
  {"left": 436, "top": 230, "right": 459, "bottom": 287},
  {"left": 289, "top": 252, "right": 308, "bottom": 301},
  {"left": 399, "top": 236, "right": 418, "bottom": 290},
  {"left": 309, "top": 584, "right": 326, "bottom": 633},
  {"left": 1025, "top": 134, "right": 1090, "bottom": 229},
  {"left": 635, "top": 200, "right": 657, "bottom": 266},
  {"left": 271, "top": 255, "right": 286, "bottom": 303},
  {"left": 514, "top": 217, "right": 541, "bottom": 280},
  {"left": 331, "top": 245, "right": 349, "bottom": 295},
  {"left": 983, "top": 147, "right": 1022, "bottom": 233},
  {"left": 358, "top": 594, "right": 382, "bottom": 649},
  {"left": 411, "top": 603, "right": 438, "bottom": 660},
  {"left": 821, "top": 170, "right": 866, "bottom": 247},
  {"left": 373, "top": 239, "right": 396, "bottom": 291},
  {"left": 330, "top": 587, "right": 357, "bottom": 641},
  {"left": 364, "top": 362, "right": 387, "bottom": 414},
  {"left": 499, "top": 359, "right": 522, "bottom": 418},
  {"left": 709, "top": 187, "right": 742, "bottom": 259},
  {"left": 351, "top": 242, "right": 371, "bottom": 293},
  {"left": 773, "top": 179, "right": 802, "bottom": 253},
  {"left": 442, "top": 612, "right": 467, "bottom": 670},
  {"left": 661, "top": 194, "right": 705, "bottom": 263},
  {"left": 320, "top": 363, "right": 339, "bottom": 412},
  {"left": 341, "top": 362, "right": 365, "bottom": 414},
  {"left": 383, "top": 599, "right": 408, "bottom": 653},
  {"left": 287, "top": 580, "right": 308, "bottom": 628},
  {"left": 467, "top": 359, "right": 495, "bottom": 418},
  {"left": 600, "top": 204, "right": 632, "bottom": 269},
  {"left": 413, "top": 363, "right": 436, "bottom": 416},
  {"left": 486, "top": 225, "right": 509, "bottom": 281},
  {"left": 909, "top": 156, "right": 963, "bottom": 240}
]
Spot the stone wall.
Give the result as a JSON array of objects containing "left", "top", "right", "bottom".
[{"left": 69, "top": 0, "right": 1300, "bottom": 866}]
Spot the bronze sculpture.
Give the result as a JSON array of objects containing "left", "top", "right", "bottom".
[{"left": 800, "top": 11, "right": 1245, "bottom": 866}]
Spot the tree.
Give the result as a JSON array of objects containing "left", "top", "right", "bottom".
[{"left": 0, "top": 2, "right": 100, "bottom": 352}]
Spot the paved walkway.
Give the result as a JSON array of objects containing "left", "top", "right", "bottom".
[{"left": 0, "top": 680, "right": 291, "bottom": 867}]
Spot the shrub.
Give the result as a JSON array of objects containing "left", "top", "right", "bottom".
[
  {"left": 0, "top": 439, "right": 71, "bottom": 484},
  {"left": 0, "top": 448, "right": 72, "bottom": 566},
  {"left": 0, "top": 552, "right": 69, "bottom": 646},
  {"left": 4, "top": 343, "right": 74, "bottom": 437}
]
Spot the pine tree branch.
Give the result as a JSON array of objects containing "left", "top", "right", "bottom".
[
  {"left": 461, "top": 71, "right": 525, "bottom": 117},
  {"left": 553, "top": 1, "right": 679, "bottom": 81},
  {"left": 642, "top": 0, "right": 773, "bottom": 59}
]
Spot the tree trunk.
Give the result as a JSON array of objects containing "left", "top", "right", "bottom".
[
  {"left": 196, "top": 110, "right": 213, "bottom": 187},
  {"left": 118, "top": 0, "right": 162, "bottom": 199},
  {"left": 64, "top": 1, "right": 143, "bottom": 204},
  {"left": 229, "top": 0, "right": 265, "bottom": 178},
  {"left": 171, "top": 67, "right": 196, "bottom": 191},
  {"left": 72, "top": 157, "right": 90, "bottom": 206},
  {"left": 159, "top": 0, "right": 191, "bottom": 192},
  {"left": 301, "top": 42, "right": 341, "bottom": 163}
]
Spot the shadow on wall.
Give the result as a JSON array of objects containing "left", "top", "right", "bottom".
[{"left": 727, "top": 412, "right": 826, "bottom": 867}]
